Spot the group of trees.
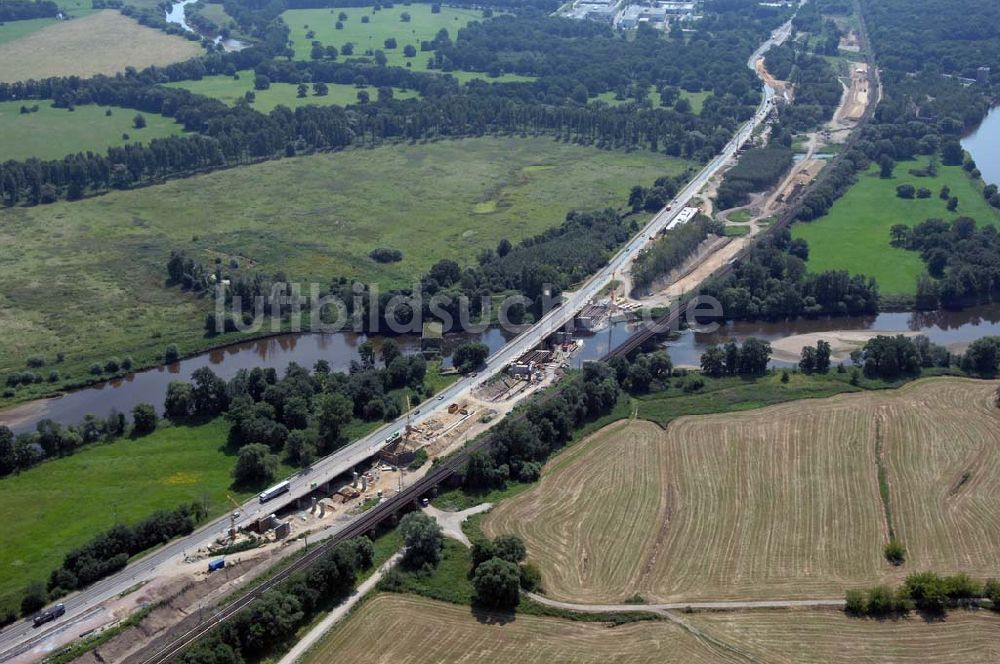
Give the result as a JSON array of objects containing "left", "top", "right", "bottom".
[
  {"left": 855, "top": 334, "right": 950, "bottom": 380},
  {"left": 798, "top": 339, "right": 832, "bottom": 374},
  {"left": 470, "top": 534, "right": 536, "bottom": 609},
  {"left": 632, "top": 216, "right": 722, "bottom": 289},
  {"left": 891, "top": 216, "right": 1000, "bottom": 309},
  {"left": 701, "top": 229, "right": 880, "bottom": 320},
  {"left": 846, "top": 572, "right": 1000, "bottom": 617},
  {"left": 24, "top": 502, "right": 208, "bottom": 614},
  {"left": 763, "top": 43, "right": 842, "bottom": 131},
  {"left": 464, "top": 361, "right": 621, "bottom": 489},
  {"left": 699, "top": 337, "right": 773, "bottom": 377},
  {"left": 716, "top": 145, "right": 794, "bottom": 210},
  {"left": 161, "top": 356, "right": 428, "bottom": 486},
  {"left": 179, "top": 536, "right": 374, "bottom": 663},
  {"left": 0, "top": 411, "right": 132, "bottom": 478}
]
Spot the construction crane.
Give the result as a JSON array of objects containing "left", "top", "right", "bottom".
[{"left": 226, "top": 494, "right": 242, "bottom": 541}]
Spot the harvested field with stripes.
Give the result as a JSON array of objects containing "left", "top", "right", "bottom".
[
  {"left": 691, "top": 609, "right": 1000, "bottom": 663},
  {"left": 483, "top": 378, "right": 1000, "bottom": 603},
  {"left": 305, "top": 594, "right": 733, "bottom": 663}
]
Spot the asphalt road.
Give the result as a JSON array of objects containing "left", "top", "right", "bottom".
[{"left": 0, "top": 18, "right": 792, "bottom": 663}]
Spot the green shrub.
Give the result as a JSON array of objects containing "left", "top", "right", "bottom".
[{"left": 884, "top": 539, "right": 906, "bottom": 565}]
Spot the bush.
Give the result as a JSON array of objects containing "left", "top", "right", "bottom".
[
  {"left": 131, "top": 403, "right": 158, "bottom": 435},
  {"left": 884, "top": 539, "right": 906, "bottom": 565},
  {"left": 896, "top": 183, "right": 916, "bottom": 199},
  {"left": 407, "top": 448, "right": 428, "bottom": 470},
  {"left": 164, "top": 343, "right": 180, "bottom": 364},
  {"left": 369, "top": 247, "right": 403, "bottom": 263},
  {"left": 20, "top": 582, "right": 47, "bottom": 616},
  {"left": 844, "top": 589, "right": 866, "bottom": 615},
  {"left": 519, "top": 563, "right": 542, "bottom": 591},
  {"left": 26, "top": 356, "right": 45, "bottom": 368}
]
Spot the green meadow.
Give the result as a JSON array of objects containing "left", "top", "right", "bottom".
[{"left": 793, "top": 156, "right": 1000, "bottom": 295}]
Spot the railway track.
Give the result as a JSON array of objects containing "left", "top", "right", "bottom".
[{"left": 132, "top": 441, "right": 480, "bottom": 664}]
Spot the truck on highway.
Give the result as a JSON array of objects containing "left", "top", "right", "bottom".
[
  {"left": 259, "top": 480, "right": 291, "bottom": 503},
  {"left": 32, "top": 603, "right": 65, "bottom": 628}
]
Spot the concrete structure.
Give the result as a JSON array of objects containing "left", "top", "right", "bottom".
[{"left": 420, "top": 321, "right": 443, "bottom": 356}]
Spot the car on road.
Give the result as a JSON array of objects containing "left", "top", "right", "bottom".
[
  {"left": 437, "top": 395, "right": 444, "bottom": 400},
  {"left": 33, "top": 604, "right": 65, "bottom": 628}
]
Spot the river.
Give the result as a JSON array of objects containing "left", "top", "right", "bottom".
[
  {"left": 164, "top": 0, "right": 248, "bottom": 52},
  {"left": 0, "top": 328, "right": 516, "bottom": 435},
  {"left": 6, "top": 304, "right": 1000, "bottom": 434},
  {"left": 962, "top": 105, "right": 1000, "bottom": 186}
]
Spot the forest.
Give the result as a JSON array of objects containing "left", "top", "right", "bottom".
[{"left": 0, "top": 1, "right": 790, "bottom": 206}]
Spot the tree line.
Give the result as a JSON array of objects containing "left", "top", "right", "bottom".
[
  {"left": 0, "top": 0, "right": 58, "bottom": 21},
  {"left": 178, "top": 536, "right": 375, "bottom": 663},
  {"left": 463, "top": 361, "right": 622, "bottom": 489},
  {"left": 19, "top": 502, "right": 207, "bottom": 617},
  {"left": 846, "top": 572, "right": 1000, "bottom": 617}
]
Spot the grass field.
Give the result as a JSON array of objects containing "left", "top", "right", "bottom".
[
  {"left": 792, "top": 156, "right": 1000, "bottom": 295},
  {"left": 691, "top": 609, "right": 1000, "bottom": 663},
  {"left": 483, "top": 377, "right": 1000, "bottom": 603},
  {"left": 0, "top": 418, "right": 289, "bottom": 611},
  {"left": 306, "top": 593, "right": 727, "bottom": 663},
  {"left": 0, "top": 11, "right": 202, "bottom": 83},
  {"left": 284, "top": 5, "right": 481, "bottom": 68},
  {"left": 0, "top": 101, "right": 185, "bottom": 160},
  {"left": 165, "top": 70, "right": 419, "bottom": 112},
  {"left": 0, "top": 17, "right": 58, "bottom": 46},
  {"left": 0, "top": 138, "right": 683, "bottom": 396}
]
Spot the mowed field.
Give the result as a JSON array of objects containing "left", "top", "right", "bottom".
[
  {"left": 483, "top": 378, "right": 1000, "bottom": 603},
  {"left": 0, "top": 101, "right": 184, "bottom": 160},
  {"left": 0, "top": 419, "right": 284, "bottom": 611},
  {"left": 690, "top": 609, "right": 1000, "bottom": 663},
  {"left": 309, "top": 594, "right": 1000, "bottom": 664},
  {"left": 283, "top": 5, "right": 481, "bottom": 68},
  {"left": 792, "top": 156, "right": 1000, "bottom": 295},
  {"left": 306, "top": 594, "right": 731, "bottom": 663},
  {"left": 0, "top": 11, "right": 201, "bottom": 83},
  {"left": 0, "top": 138, "right": 683, "bottom": 384},
  {"left": 164, "top": 71, "right": 419, "bottom": 112}
]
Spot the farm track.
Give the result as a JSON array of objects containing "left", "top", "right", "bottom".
[
  {"left": 484, "top": 378, "right": 1000, "bottom": 604},
  {"left": 304, "top": 593, "right": 741, "bottom": 664}
]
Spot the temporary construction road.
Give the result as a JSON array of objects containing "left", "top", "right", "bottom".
[{"left": 0, "top": 18, "right": 793, "bottom": 663}]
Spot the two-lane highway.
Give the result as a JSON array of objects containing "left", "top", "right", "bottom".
[{"left": 0, "top": 17, "right": 793, "bottom": 662}]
